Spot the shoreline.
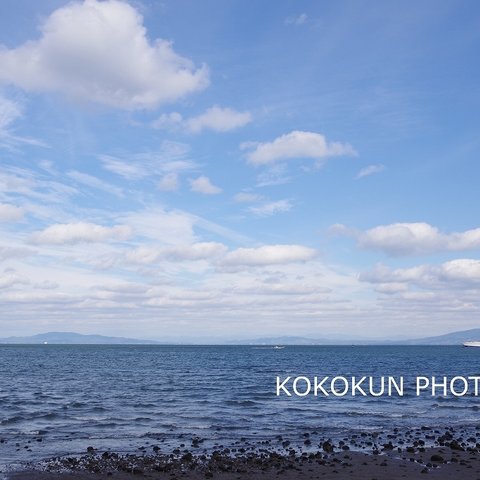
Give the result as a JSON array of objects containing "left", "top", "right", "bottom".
[{"left": 5, "top": 426, "right": 480, "bottom": 480}]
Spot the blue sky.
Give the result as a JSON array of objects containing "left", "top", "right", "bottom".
[{"left": 0, "top": 0, "right": 479, "bottom": 340}]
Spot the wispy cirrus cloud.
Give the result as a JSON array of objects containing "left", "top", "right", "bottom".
[
  {"left": 233, "top": 192, "right": 263, "bottom": 203},
  {"left": 356, "top": 164, "right": 385, "bottom": 179},
  {"left": 0, "top": 95, "right": 47, "bottom": 151},
  {"left": 221, "top": 245, "right": 317, "bottom": 267},
  {"left": 285, "top": 13, "right": 308, "bottom": 26},
  {"left": 100, "top": 141, "right": 196, "bottom": 181},
  {"left": 67, "top": 170, "right": 124, "bottom": 197},
  {"left": 248, "top": 199, "right": 292, "bottom": 217}
]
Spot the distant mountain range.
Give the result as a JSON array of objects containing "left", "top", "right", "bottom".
[
  {"left": 229, "top": 329, "right": 480, "bottom": 346},
  {"left": 0, "top": 332, "right": 160, "bottom": 345},
  {"left": 0, "top": 328, "right": 479, "bottom": 345}
]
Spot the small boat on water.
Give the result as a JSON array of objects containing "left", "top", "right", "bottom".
[
  {"left": 463, "top": 341, "right": 480, "bottom": 347},
  {"left": 273, "top": 345, "right": 285, "bottom": 350}
]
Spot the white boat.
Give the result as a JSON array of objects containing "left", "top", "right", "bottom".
[
  {"left": 463, "top": 341, "right": 480, "bottom": 347},
  {"left": 273, "top": 345, "right": 285, "bottom": 349}
]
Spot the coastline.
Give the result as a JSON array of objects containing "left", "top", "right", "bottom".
[
  {"left": 6, "top": 426, "right": 480, "bottom": 480},
  {"left": 7, "top": 448, "right": 480, "bottom": 480}
]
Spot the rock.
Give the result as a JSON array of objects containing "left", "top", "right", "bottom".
[{"left": 322, "top": 441, "right": 334, "bottom": 453}]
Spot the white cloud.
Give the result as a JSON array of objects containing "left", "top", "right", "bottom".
[
  {"left": 31, "top": 222, "right": 132, "bottom": 245},
  {"left": 285, "top": 13, "right": 308, "bottom": 26},
  {"left": 151, "top": 112, "right": 183, "bottom": 130},
  {"left": 67, "top": 170, "right": 123, "bottom": 197},
  {"left": 0, "top": 95, "right": 21, "bottom": 132},
  {"left": 255, "top": 164, "right": 291, "bottom": 187},
  {"left": 222, "top": 245, "right": 317, "bottom": 266},
  {"left": 0, "top": 246, "right": 35, "bottom": 261},
  {"left": 243, "top": 130, "right": 356, "bottom": 166},
  {"left": 100, "top": 142, "right": 195, "bottom": 180},
  {"left": 361, "top": 259, "right": 480, "bottom": 291},
  {"left": 189, "top": 175, "right": 222, "bottom": 195},
  {"left": 0, "top": 0, "right": 209, "bottom": 109},
  {"left": 158, "top": 172, "right": 179, "bottom": 192},
  {"left": 0, "top": 95, "right": 46, "bottom": 150},
  {"left": 126, "top": 242, "right": 227, "bottom": 265},
  {"left": 120, "top": 207, "right": 196, "bottom": 245},
  {"left": 100, "top": 155, "right": 147, "bottom": 180},
  {"left": 233, "top": 192, "right": 263, "bottom": 203},
  {"left": 356, "top": 164, "right": 385, "bottom": 179},
  {"left": 152, "top": 106, "right": 251, "bottom": 133},
  {"left": 439, "top": 259, "right": 480, "bottom": 284},
  {"left": 0, "top": 203, "right": 24, "bottom": 222},
  {"left": 0, "top": 268, "right": 29, "bottom": 289},
  {"left": 186, "top": 106, "right": 251, "bottom": 133},
  {"left": 352, "top": 222, "right": 480, "bottom": 256},
  {"left": 248, "top": 199, "right": 292, "bottom": 217}
]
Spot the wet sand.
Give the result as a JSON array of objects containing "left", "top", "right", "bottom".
[{"left": 6, "top": 426, "right": 480, "bottom": 480}]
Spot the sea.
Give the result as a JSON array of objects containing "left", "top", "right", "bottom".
[{"left": 1, "top": 345, "right": 480, "bottom": 472}]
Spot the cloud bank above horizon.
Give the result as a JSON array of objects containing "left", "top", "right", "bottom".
[{"left": 0, "top": 0, "right": 479, "bottom": 340}]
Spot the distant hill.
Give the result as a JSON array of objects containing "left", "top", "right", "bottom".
[
  {"left": 228, "top": 336, "right": 366, "bottom": 346},
  {"left": 230, "top": 329, "right": 480, "bottom": 346},
  {"left": 0, "top": 331, "right": 160, "bottom": 345},
  {"left": 393, "top": 328, "right": 480, "bottom": 346},
  {"left": 1, "top": 328, "right": 479, "bottom": 345}
]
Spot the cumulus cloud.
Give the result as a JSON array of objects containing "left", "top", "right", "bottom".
[
  {"left": 334, "top": 222, "right": 480, "bottom": 256},
  {"left": 361, "top": 259, "right": 480, "bottom": 292},
  {"left": 356, "top": 164, "right": 385, "bottom": 179},
  {"left": 0, "top": 203, "right": 24, "bottom": 222},
  {"left": 152, "top": 106, "right": 251, "bottom": 133},
  {"left": 186, "top": 106, "right": 251, "bottom": 133},
  {"left": 0, "top": 0, "right": 209, "bottom": 109},
  {"left": 243, "top": 130, "right": 356, "bottom": 166},
  {"left": 189, "top": 176, "right": 222, "bottom": 195},
  {"left": 222, "top": 245, "right": 316, "bottom": 266},
  {"left": 151, "top": 111, "right": 183, "bottom": 130},
  {"left": 31, "top": 222, "right": 132, "bottom": 245},
  {"left": 248, "top": 199, "right": 292, "bottom": 217}
]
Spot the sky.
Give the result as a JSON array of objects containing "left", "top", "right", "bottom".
[{"left": 0, "top": 0, "right": 479, "bottom": 341}]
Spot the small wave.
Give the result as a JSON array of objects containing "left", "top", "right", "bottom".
[
  {"left": 224, "top": 400, "right": 258, "bottom": 406},
  {"left": 1, "top": 415, "right": 25, "bottom": 425}
]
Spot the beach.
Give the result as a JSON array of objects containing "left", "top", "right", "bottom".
[
  {"left": 7, "top": 448, "right": 480, "bottom": 479},
  {"left": 6, "top": 426, "right": 480, "bottom": 479}
]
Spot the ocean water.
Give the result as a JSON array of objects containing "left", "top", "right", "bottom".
[{"left": 1, "top": 345, "right": 480, "bottom": 469}]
